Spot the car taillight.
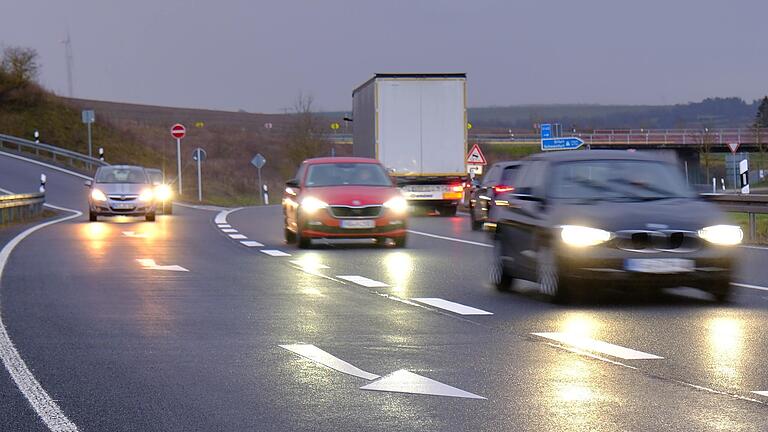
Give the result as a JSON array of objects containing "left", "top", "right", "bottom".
[{"left": 494, "top": 185, "right": 514, "bottom": 194}]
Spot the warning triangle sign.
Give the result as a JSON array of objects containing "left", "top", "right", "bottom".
[
  {"left": 466, "top": 144, "right": 487, "bottom": 165},
  {"left": 727, "top": 142, "right": 740, "bottom": 154}
]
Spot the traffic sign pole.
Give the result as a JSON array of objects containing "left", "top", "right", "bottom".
[
  {"left": 197, "top": 152, "right": 202, "bottom": 202},
  {"left": 176, "top": 138, "right": 183, "bottom": 195}
]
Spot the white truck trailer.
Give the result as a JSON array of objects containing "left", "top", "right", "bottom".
[{"left": 352, "top": 73, "right": 467, "bottom": 216}]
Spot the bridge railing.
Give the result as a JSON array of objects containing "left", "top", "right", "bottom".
[
  {"left": 0, "top": 134, "right": 108, "bottom": 174},
  {"left": 0, "top": 192, "right": 45, "bottom": 225}
]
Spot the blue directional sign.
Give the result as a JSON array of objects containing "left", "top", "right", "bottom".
[
  {"left": 540, "top": 123, "right": 552, "bottom": 139},
  {"left": 541, "top": 137, "right": 585, "bottom": 151}
]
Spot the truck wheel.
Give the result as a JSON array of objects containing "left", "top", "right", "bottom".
[
  {"left": 89, "top": 211, "right": 97, "bottom": 222},
  {"left": 441, "top": 206, "right": 457, "bottom": 217}
]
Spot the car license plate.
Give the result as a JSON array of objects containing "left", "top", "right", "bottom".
[
  {"left": 340, "top": 219, "right": 375, "bottom": 229},
  {"left": 112, "top": 203, "right": 135, "bottom": 210},
  {"left": 624, "top": 259, "right": 694, "bottom": 274}
]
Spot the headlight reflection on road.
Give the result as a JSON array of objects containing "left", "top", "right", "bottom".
[
  {"left": 547, "top": 356, "right": 604, "bottom": 430},
  {"left": 707, "top": 317, "right": 744, "bottom": 388},
  {"left": 81, "top": 222, "right": 112, "bottom": 256},
  {"left": 292, "top": 253, "right": 328, "bottom": 275},
  {"left": 558, "top": 312, "right": 600, "bottom": 339},
  {"left": 384, "top": 252, "right": 414, "bottom": 293}
]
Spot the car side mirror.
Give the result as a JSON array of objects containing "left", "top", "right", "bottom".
[
  {"left": 84, "top": 180, "right": 93, "bottom": 188},
  {"left": 285, "top": 179, "right": 299, "bottom": 188}
]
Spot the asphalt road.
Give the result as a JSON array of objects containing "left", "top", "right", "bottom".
[{"left": 2, "top": 151, "right": 768, "bottom": 431}]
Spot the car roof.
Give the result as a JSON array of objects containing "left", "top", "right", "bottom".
[
  {"left": 98, "top": 165, "right": 146, "bottom": 170},
  {"left": 490, "top": 161, "right": 522, "bottom": 169},
  {"left": 523, "top": 149, "right": 667, "bottom": 163},
  {"left": 304, "top": 157, "right": 380, "bottom": 165}
]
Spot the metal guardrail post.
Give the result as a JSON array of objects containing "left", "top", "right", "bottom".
[{"left": 749, "top": 213, "right": 757, "bottom": 242}]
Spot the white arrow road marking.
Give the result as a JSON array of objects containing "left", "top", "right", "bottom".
[
  {"left": 338, "top": 275, "right": 389, "bottom": 288},
  {"left": 752, "top": 391, "right": 768, "bottom": 397},
  {"left": 261, "top": 250, "right": 291, "bottom": 257},
  {"left": 221, "top": 228, "right": 238, "bottom": 233},
  {"left": 136, "top": 259, "right": 189, "bottom": 272},
  {"left": 0, "top": 205, "right": 81, "bottom": 431},
  {"left": 122, "top": 231, "right": 148, "bottom": 238},
  {"left": 240, "top": 240, "right": 264, "bottom": 247},
  {"left": 532, "top": 332, "right": 663, "bottom": 360},
  {"left": 360, "top": 369, "right": 485, "bottom": 399},
  {"left": 411, "top": 298, "right": 493, "bottom": 315},
  {"left": 228, "top": 234, "right": 247, "bottom": 239},
  {"left": 279, "top": 344, "right": 380, "bottom": 380}
]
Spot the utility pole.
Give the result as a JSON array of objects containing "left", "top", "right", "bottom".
[{"left": 62, "top": 32, "right": 74, "bottom": 98}]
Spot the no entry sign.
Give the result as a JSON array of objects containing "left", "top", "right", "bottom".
[{"left": 171, "top": 123, "right": 186, "bottom": 139}]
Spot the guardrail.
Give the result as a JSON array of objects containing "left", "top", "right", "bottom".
[
  {"left": 702, "top": 194, "right": 768, "bottom": 241},
  {"left": 0, "top": 134, "right": 108, "bottom": 174},
  {"left": 0, "top": 192, "right": 45, "bottom": 225}
]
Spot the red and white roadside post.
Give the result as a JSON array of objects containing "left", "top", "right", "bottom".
[{"left": 171, "top": 123, "right": 186, "bottom": 194}]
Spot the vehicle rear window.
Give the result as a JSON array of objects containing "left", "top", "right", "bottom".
[
  {"left": 305, "top": 163, "right": 392, "bottom": 187},
  {"left": 95, "top": 167, "right": 149, "bottom": 184},
  {"left": 549, "top": 160, "right": 693, "bottom": 200},
  {"left": 500, "top": 166, "right": 519, "bottom": 183}
]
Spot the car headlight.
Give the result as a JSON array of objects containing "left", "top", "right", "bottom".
[
  {"left": 384, "top": 196, "right": 408, "bottom": 214},
  {"left": 91, "top": 189, "right": 107, "bottom": 202},
  {"left": 698, "top": 225, "right": 743, "bottom": 246},
  {"left": 155, "top": 184, "right": 172, "bottom": 201},
  {"left": 138, "top": 189, "right": 154, "bottom": 201},
  {"left": 560, "top": 225, "right": 612, "bottom": 247},
  {"left": 300, "top": 197, "right": 328, "bottom": 214}
]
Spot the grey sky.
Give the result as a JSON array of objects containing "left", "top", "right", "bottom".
[{"left": 2, "top": 0, "right": 767, "bottom": 112}]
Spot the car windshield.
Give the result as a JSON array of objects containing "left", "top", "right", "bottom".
[
  {"left": 549, "top": 160, "right": 694, "bottom": 200},
  {"left": 305, "top": 163, "right": 392, "bottom": 187},
  {"left": 146, "top": 170, "right": 164, "bottom": 184},
  {"left": 95, "top": 167, "right": 149, "bottom": 184}
]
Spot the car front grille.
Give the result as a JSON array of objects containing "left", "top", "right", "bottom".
[
  {"left": 108, "top": 195, "right": 139, "bottom": 201},
  {"left": 612, "top": 230, "right": 702, "bottom": 252},
  {"left": 329, "top": 205, "right": 382, "bottom": 218}
]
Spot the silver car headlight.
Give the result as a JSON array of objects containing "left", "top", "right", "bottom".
[
  {"left": 698, "top": 225, "right": 743, "bottom": 246},
  {"left": 91, "top": 189, "right": 107, "bottom": 202},
  {"left": 560, "top": 225, "right": 612, "bottom": 247}
]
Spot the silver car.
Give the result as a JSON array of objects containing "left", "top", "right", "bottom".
[{"left": 85, "top": 165, "right": 157, "bottom": 222}]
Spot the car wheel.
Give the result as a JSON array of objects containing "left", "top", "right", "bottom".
[
  {"left": 470, "top": 205, "right": 482, "bottom": 231},
  {"left": 393, "top": 236, "right": 407, "bottom": 248},
  {"left": 537, "top": 246, "right": 569, "bottom": 303},
  {"left": 89, "top": 211, "right": 97, "bottom": 222},
  {"left": 710, "top": 279, "right": 732, "bottom": 303},
  {"left": 165, "top": 203, "right": 173, "bottom": 215},
  {"left": 295, "top": 216, "right": 311, "bottom": 249},
  {"left": 145, "top": 212, "right": 156, "bottom": 222},
  {"left": 284, "top": 226, "right": 296, "bottom": 244},
  {"left": 490, "top": 239, "right": 513, "bottom": 291}
]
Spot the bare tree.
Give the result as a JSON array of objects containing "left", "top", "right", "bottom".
[
  {"left": 0, "top": 46, "right": 39, "bottom": 83},
  {"left": 692, "top": 127, "right": 715, "bottom": 181},
  {"left": 284, "top": 93, "right": 327, "bottom": 174}
]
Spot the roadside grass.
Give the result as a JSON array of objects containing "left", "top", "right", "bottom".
[{"left": 728, "top": 212, "right": 768, "bottom": 244}]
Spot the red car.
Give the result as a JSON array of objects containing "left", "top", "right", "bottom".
[{"left": 282, "top": 157, "right": 408, "bottom": 248}]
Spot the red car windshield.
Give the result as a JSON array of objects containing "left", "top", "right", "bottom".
[{"left": 305, "top": 163, "right": 392, "bottom": 187}]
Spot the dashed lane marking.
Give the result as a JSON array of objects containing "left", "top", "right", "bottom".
[
  {"left": 406, "top": 230, "right": 492, "bottom": 248},
  {"left": 217, "top": 224, "right": 232, "bottom": 228},
  {"left": 361, "top": 369, "right": 486, "bottom": 400},
  {"left": 221, "top": 228, "right": 238, "bottom": 233},
  {"left": 337, "top": 275, "right": 389, "bottom": 288},
  {"left": 228, "top": 234, "right": 247, "bottom": 239},
  {"left": 240, "top": 241, "right": 264, "bottom": 247},
  {"left": 532, "top": 332, "right": 664, "bottom": 360},
  {"left": 0, "top": 198, "right": 81, "bottom": 431},
  {"left": 260, "top": 250, "right": 291, "bottom": 257},
  {"left": 279, "top": 344, "right": 380, "bottom": 380},
  {"left": 136, "top": 259, "right": 189, "bottom": 272},
  {"left": 411, "top": 298, "right": 493, "bottom": 315}
]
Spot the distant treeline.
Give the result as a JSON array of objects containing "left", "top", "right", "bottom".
[{"left": 467, "top": 98, "right": 762, "bottom": 130}]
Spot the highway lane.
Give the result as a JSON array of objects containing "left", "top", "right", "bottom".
[{"left": 1, "top": 152, "right": 768, "bottom": 430}]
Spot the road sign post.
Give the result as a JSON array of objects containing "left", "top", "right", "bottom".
[
  {"left": 82, "top": 110, "right": 95, "bottom": 158},
  {"left": 171, "top": 124, "right": 186, "bottom": 194},
  {"left": 251, "top": 153, "right": 267, "bottom": 205},
  {"left": 192, "top": 148, "right": 207, "bottom": 202}
]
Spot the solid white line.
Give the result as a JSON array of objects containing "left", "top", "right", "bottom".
[
  {"left": 0, "top": 205, "right": 80, "bottom": 431},
  {"left": 337, "top": 275, "right": 389, "bottom": 288},
  {"left": 261, "top": 250, "right": 291, "bottom": 257},
  {"left": 173, "top": 202, "right": 226, "bottom": 211},
  {"left": 221, "top": 228, "right": 238, "bottom": 233},
  {"left": 731, "top": 282, "right": 768, "bottom": 292},
  {"left": 0, "top": 150, "right": 93, "bottom": 180},
  {"left": 279, "top": 344, "right": 380, "bottom": 380},
  {"left": 741, "top": 245, "right": 768, "bottom": 251},
  {"left": 214, "top": 208, "right": 241, "bottom": 225},
  {"left": 228, "top": 234, "right": 247, "bottom": 239},
  {"left": 407, "top": 230, "right": 492, "bottom": 248},
  {"left": 411, "top": 298, "right": 493, "bottom": 315},
  {"left": 240, "top": 240, "right": 264, "bottom": 247},
  {"left": 752, "top": 391, "right": 768, "bottom": 397},
  {"left": 532, "top": 332, "right": 664, "bottom": 360}
]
